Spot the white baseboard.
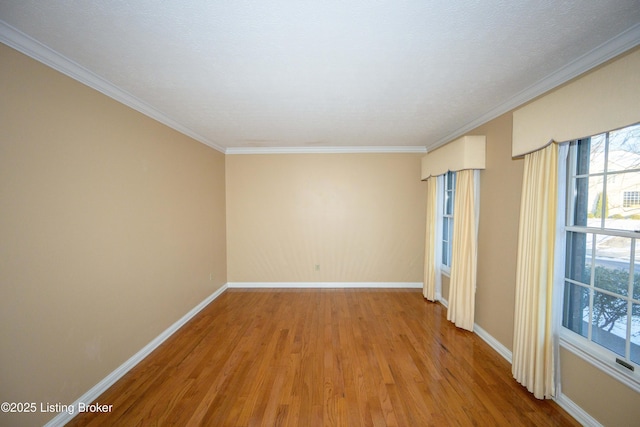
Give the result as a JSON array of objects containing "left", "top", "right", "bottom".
[
  {"left": 436, "top": 298, "right": 514, "bottom": 364},
  {"left": 44, "top": 283, "right": 598, "bottom": 427},
  {"left": 437, "top": 299, "right": 512, "bottom": 363},
  {"left": 227, "top": 282, "right": 423, "bottom": 289},
  {"left": 471, "top": 322, "right": 600, "bottom": 427},
  {"left": 474, "top": 324, "right": 513, "bottom": 364},
  {"left": 44, "top": 284, "right": 228, "bottom": 427},
  {"left": 554, "top": 392, "right": 603, "bottom": 427}
]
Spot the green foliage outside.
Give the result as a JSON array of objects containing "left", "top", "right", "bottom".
[{"left": 593, "top": 192, "right": 609, "bottom": 218}]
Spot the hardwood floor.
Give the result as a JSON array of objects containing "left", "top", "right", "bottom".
[{"left": 68, "top": 289, "right": 580, "bottom": 426}]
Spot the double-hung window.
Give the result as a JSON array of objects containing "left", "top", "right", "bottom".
[
  {"left": 442, "top": 171, "right": 456, "bottom": 273},
  {"left": 563, "top": 123, "right": 640, "bottom": 382}
]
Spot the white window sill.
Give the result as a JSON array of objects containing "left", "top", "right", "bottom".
[{"left": 560, "top": 329, "right": 640, "bottom": 393}]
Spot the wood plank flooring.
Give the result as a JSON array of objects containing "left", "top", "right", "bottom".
[{"left": 67, "top": 289, "right": 580, "bottom": 426}]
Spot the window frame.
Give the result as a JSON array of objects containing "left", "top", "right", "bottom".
[
  {"left": 441, "top": 171, "right": 456, "bottom": 275},
  {"left": 560, "top": 125, "right": 640, "bottom": 392}
]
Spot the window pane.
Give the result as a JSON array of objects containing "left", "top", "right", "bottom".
[
  {"left": 445, "top": 190, "right": 453, "bottom": 215},
  {"left": 566, "top": 231, "right": 591, "bottom": 285},
  {"left": 442, "top": 241, "right": 448, "bottom": 266},
  {"left": 441, "top": 172, "right": 455, "bottom": 269},
  {"left": 632, "top": 303, "right": 640, "bottom": 365},
  {"left": 563, "top": 282, "right": 589, "bottom": 338},
  {"left": 572, "top": 176, "right": 607, "bottom": 227},
  {"left": 592, "top": 291, "right": 628, "bottom": 357},
  {"left": 572, "top": 176, "right": 603, "bottom": 227},
  {"left": 594, "top": 235, "right": 630, "bottom": 296},
  {"left": 573, "top": 137, "right": 601, "bottom": 175},
  {"left": 587, "top": 134, "right": 606, "bottom": 174},
  {"left": 635, "top": 241, "right": 640, "bottom": 302},
  {"left": 605, "top": 172, "right": 640, "bottom": 230},
  {"left": 443, "top": 217, "right": 449, "bottom": 241},
  {"left": 607, "top": 123, "right": 640, "bottom": 173}
]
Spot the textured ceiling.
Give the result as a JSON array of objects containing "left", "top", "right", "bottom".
[{"left": 1, "top": 1, "right": 639, "bottom": 153}]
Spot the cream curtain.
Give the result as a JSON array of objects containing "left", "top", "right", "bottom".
[
  {"left": 512, "top": 143, "right": 558, "bottom": 399},
  {"left": 423, "top": 177, "right": 438, "bottom": 301},
  {"left": 423, "top": 175, "right": 443, "bottom": 301},
  {"left": 447, "top": 169, "right": 479, "bottom": 331}
]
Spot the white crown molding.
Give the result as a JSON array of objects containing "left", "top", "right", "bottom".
[
  {"left": 42, "top": 284, "right": 228, "bottom": 427},
  {"left": 225, "top": 146, "right": 427, "bottom": 155},
  {"left": 0, "top": 19, "right": 426, "bottom": 156},
  {"left": 0, "top": 20, "right": 227, "bottom": 154},
  {"left": 429, "top": 23, "right": 640, "bottom": 151},
  {"left": 227, "top": 281, "right": 423, "bottom": 288},
  {"left": 4, "top": 17, "right": 637, "bottom": 157}
]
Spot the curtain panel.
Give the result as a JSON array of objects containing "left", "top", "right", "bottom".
[
  {"left": 512, "top": 143, "right": 558, "bottom": 399},
  {"left": 423, "top": 177, "right": 438, "bottom": 301},
  {"left": 447, "top": 169, "right": 480, "bottom": 331}
]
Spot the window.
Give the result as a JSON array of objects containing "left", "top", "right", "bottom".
[
  {"left": 623, "top": 191, "right": 640, "bottom": 208},
  {"left": 442, "top": 171, "right": 456, "bottom": 271},
  {"left": 563, "top": 123, "right": 640, "bottom": 377}
]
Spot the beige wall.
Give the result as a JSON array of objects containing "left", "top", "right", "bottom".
[
  {"left": 474, "top": 113, "right": 523, "bottom": 348},
  {"left": 0, "top": 44, "right": 227, "bottom": 426},
  {"left": 560, "top": 348, "right": 640, "bottom": 425},
  {"left": 226, "top": 153, "right": 426, "bottom": 283}
]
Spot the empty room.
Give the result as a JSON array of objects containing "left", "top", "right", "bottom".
[{"left": 1, "top": 2, "right": 639, "bottom": 426}]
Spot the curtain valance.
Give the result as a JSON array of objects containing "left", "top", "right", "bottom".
[
  {"left": 421, "top": 135, "right": 486, "bottom": 180},
  {"left": 512, "top": 48, "right": 640, "bottom": 158}
]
